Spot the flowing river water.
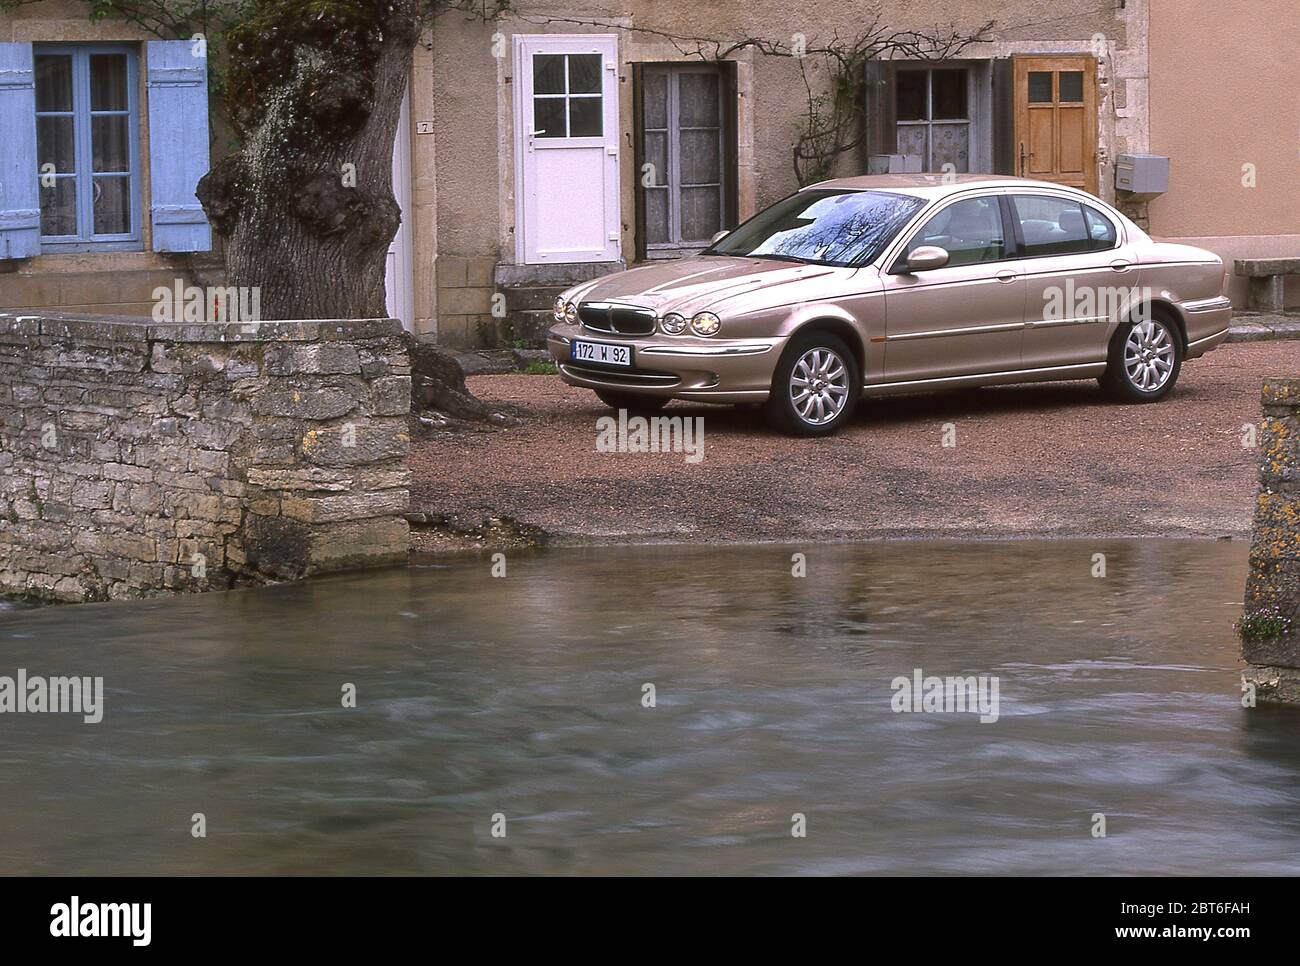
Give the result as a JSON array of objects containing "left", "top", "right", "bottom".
[{"left": 2, "top": 538, "right": 1299, "bottom": 875}]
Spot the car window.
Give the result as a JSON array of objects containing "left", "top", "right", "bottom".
[
  {"left": 1082, "top": 205, "right": 1118, "bottom": 247},
  {"left": 904, "top": 197, "right": 1007, "bottom": 266},
  {"left": 1011, "top": 195, "right": 1113, "bottom": 257},
  {"left": 706, "top": 189, "right": 924, "bottom": 267}
]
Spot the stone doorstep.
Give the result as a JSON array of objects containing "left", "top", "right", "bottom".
[{"left": 451, "top": 347, "right": 555, "bottom": 375}]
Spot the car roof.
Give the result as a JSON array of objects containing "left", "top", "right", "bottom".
[{"left": 805, "top": 173, "right": 1082, "bottom": 198}]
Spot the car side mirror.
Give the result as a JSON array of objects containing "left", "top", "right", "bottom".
[
  {"left": 709, "top": 229, "right": 730, "bottom": 245},
  {"left": 905, "top": 246, "right": 950, "bottom": 273}
]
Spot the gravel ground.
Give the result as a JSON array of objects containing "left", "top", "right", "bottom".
[{"left": 410, "top": 342, "right": 1297, "bottom": 549}]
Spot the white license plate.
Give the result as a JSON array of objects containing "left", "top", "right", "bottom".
[{"left": 571, "top": 340, "right": 632, "bottom": 367}]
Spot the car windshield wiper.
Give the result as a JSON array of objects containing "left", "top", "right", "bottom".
[{"left": 745, "top": 253, "right": 813, "bottom": 264}]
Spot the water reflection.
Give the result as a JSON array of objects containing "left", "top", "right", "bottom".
[{"left": 1, "top": 538, "right": 1298, "bottom": 875}]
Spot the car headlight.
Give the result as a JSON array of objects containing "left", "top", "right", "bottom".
[
  {"left": 660, "top": 312, "right": 687, "bottom": 335},
  {"left": 690, "top": 312, "right": 721, "bottom": 337},
  {"left": 553, "top": 296, "right": 567, "bottom": 323},
  {"left": 564, "top": 301, "right": 579, "bottom": 325}
]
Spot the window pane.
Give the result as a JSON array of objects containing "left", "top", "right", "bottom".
[
  {"left": 908, "top": 197, "right": 1006, "bottom": 265},
  {"left": 93, "top": 175, "right": 131, "bottom": 234},
  {"left": 37, "top": 115, "right": 76, "bottom": 172},
  {"left": 568, "top": 54, "right": 601, "bottom": 94},
  {"left": 930, "top": 69, "right": 968, "bottom": 119},
  {"left": 679, "top": 129, "right": 720, "bottom": 185},
  {"left": 1083, "top": 206, "right": 1117, "bottom": 249},
  {"left": 896, "top": 124, "right": 927, "bottom": 165},
  {"left": 645, "top": 187, "right": 669, "bottom": 245},
  {"left": 533, "top": 54, "right": 565, "bottom": 94},
  {"left": 680, "top": 186, "right": 721, "bottom": 242},
  {"left": 92, "top": 115, "right": 130, "bottom": 172},
  {"left": 930, "top": 123, "right": 970, "bottom": 173},
  {"left": 678, "top": 72, "right": 720, "bottom": 127},
  {"left": 1058, "top": 70, "right": 1084, "bottom": 103},
  {"left": 1012, "top": 196, "right": 1092, "bottom": 257},
  {"left": 533, "top": 97, "right": 565, "bottom": 137},
  {"left": 35, "top": 55, "right": 73, "bottom": 112},
  {"left": 569, "top": 97, "right": 601, "bottom": 137},
  {"left": 643, "top": 131, "right": 667, "bottom": 186},
  {"left": 1028, "top": 71, "right": 1053, "bottom": 103},
  {"left": 642, "top": 71, "right": 668, "bottom": 129},
  {"left": 90, "top": 54, "right": 129, "bottom": 111},
  {"left": 40, "top": 177, "right": 77, "bottom": 236},
  {"left": 896, "top": 70, "right": 928, "bottom": 120}
]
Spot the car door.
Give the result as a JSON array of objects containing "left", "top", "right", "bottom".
[
  {"left": 880, "top": 193, "right": 1026, "bottom": 382},
  {"left": 1011, "top": 193, "right": 1134, "bottom": 368}
]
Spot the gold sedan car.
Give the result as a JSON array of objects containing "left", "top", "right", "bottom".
[{"left": 548, "top": 175, "right": 1232, "bottom": 436}]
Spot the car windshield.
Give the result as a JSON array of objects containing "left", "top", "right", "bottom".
[{"left": 705, "top": 189, "right": 924, "bottom": 267}]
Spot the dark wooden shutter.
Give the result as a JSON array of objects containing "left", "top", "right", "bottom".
[
  {"left": 721, "top": 60, "right": 738, "bottom": 228},
  {"left": 632, "top": 62, "right": 646, "bottom": 261},
  {"left": 991, "top": 57, "right": 1015, "bottom": 175},
  {"left": 864, "top": 59, "right": 897, "bottom": 158}
]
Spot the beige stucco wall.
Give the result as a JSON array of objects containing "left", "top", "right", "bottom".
[
  {"left": 1147, "top": 0, "right": 1300, "bottom": 308},
  {"left": 424, "top": 0, "right": 1142, "bottom": 345}
]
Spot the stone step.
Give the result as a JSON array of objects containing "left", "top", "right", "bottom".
[
  {"left": 501, "top": 285, "right": 566, "bottom": 313},
  {"left": 478, "top": 310, "right": 552, "bottom": 350}
]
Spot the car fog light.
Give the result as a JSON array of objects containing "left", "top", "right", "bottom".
[
  {"left": 660, "top": 312, "right": 687, "bottom": 335},
  {"left": 690, "top": 312, "right": 721, "bottom": 337},
  {"left": 564, "top": 301, "right": 579, "bottom": 325}
]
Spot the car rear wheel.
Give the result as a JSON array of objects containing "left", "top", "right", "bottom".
[
  {"left": 1101, "top": 314, "right": 1183, "bottom": 403},
  {"left": 765, "top": 332, "right": 860, "bottom": 437},
  {"left": 593, "top": 389, "right": 668, "bottom": 414}
]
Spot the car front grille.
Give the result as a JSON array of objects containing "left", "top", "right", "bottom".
[
  {"left": 577, "top": 302, "right": 657, "bottom": 335},
  {"left": 561, "top": 363, "right": 680, "bottom": 386}
]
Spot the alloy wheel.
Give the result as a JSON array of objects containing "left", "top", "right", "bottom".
[
  {"left": 1123, "top": 320, "right": 1176, "bottom": 392},
  {"left": 789, "top": 347, "right": 850, "bottom": 425}
]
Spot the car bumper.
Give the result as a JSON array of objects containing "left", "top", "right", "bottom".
[
  {"left": 547, "top": 327, "right": 783, "bottom": 402},
  {"left": 1180, "top": 296, "right": 1232, "bottom": 359}
]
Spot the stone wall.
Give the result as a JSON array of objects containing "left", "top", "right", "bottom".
[
  {"left": 1242, "top": 378, "right": 1300, "bottom": 702},
  {"left": 0, "top": 314, "right": 410, "bottom": 602}
]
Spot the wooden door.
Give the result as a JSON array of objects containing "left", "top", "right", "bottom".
[{"left": 1013, "top": 56, "right": 1097, "bottom": 195}]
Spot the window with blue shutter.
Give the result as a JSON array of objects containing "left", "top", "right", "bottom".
[
  {"left": 33, "top": 43, "right": 143, "bottom": 251},
  {"left": 0, "top": 42, "right": 41, "bottom": 260},
  {"left": 145, "top": 40, "right": 211, "bottom": 253}
]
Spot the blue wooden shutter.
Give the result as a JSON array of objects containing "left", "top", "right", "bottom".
[
  {"left": 145, "top": 40, "right": 211, "bottom": 252},
  {"left": 0, "top": 43, "right": 40, "bottom": 260}
]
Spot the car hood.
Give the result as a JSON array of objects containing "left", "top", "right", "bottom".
[{"left": 565, "top": 255, "right": 842, "bottom": 315}]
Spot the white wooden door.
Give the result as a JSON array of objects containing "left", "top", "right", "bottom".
[
  {"left": 514, "top": 34, "right": 620, "bottom": 264},
  {"left": 385, "top": 87, "right": 414, "bottom": 330}
]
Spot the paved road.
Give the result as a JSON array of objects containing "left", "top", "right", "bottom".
[{"left": 410, "top": 342, "right": 1297, "bottom": 547}]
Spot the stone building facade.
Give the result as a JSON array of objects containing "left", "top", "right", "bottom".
[{"left": 0, "top": 1, "right": 1296, "bottom": 346}]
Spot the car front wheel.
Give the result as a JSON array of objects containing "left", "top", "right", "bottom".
[
  {"left": 1101, "top": 315, "right": 1183, "bottom": 402},
  {"left": 765, "top": 332, "right": 860, "bottom": 437}
]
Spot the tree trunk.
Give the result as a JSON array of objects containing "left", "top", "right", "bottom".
[{"left": 196, "top": 0, "right": 421, "bottom": 320}]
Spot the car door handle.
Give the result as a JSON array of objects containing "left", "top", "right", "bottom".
[
  {"left": 1110, "top": 259, "right": 1132, "bottom": 272},
  {"left": 995, "top": 270, "right": 1017, "bottom": 283}
]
